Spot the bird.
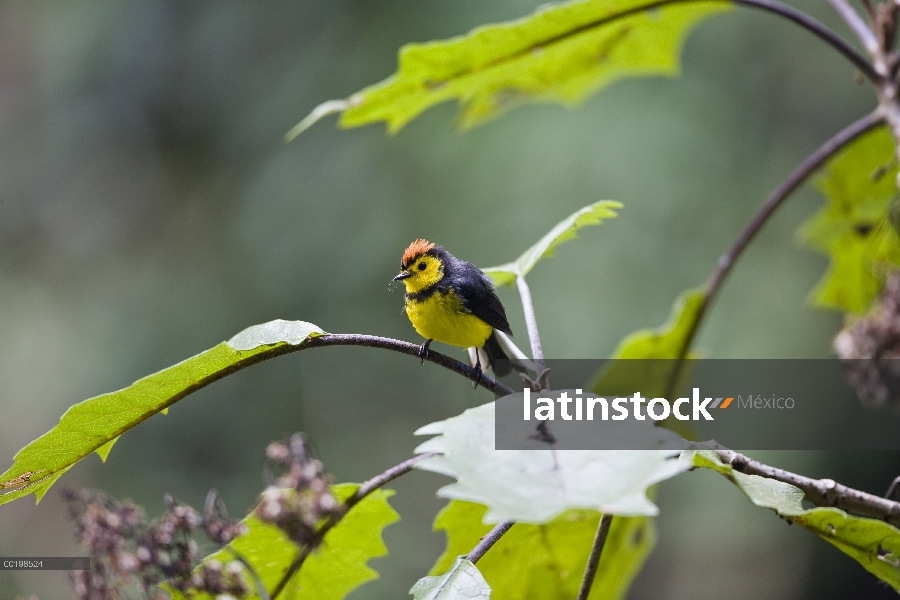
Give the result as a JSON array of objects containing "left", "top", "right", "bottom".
[{"left": 392, "top": 239, "right": 513, "bottom": 383}]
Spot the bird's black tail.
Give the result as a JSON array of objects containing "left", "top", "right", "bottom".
[{"left": 482, "top": 331, "right": 513, "bottom": 377}]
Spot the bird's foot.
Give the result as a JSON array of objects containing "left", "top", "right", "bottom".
[
  {"left": 472, "top": 355, "right": 483, "bottom": 389},
  {"left": 418, "top": 339, "right": 432, "bottom": 366}
]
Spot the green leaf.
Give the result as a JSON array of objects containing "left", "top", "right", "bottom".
[
  {"left": 688, "top": 449, "right": 900, "bottom": 590},
  {"left": 798, "top": 126, "right": 900, "bottom": 314},
  {"left": 587, "top": 287, "right": 704, "bottom": 403},
  {"left": 289, "top": 0, "right": 731, "bottom": 135},
  {"left": 430, "top": 500, "right": 653, "bottom": 600},
  {"left": 414, "top": 402, "right": 688, "bottom": 522},
  {"left": 0, "top": 320, "right": 323, "bottom": 506},
  {"left": 410, "top": 557, "right": 491, "bottom": 600},
  {"left": 609, "top": 287, "right": 704, "bottom": 360},
  {"left": 483, "top": 201, "right": 622, "bottom": 286},
  {"left": 176, "top": 484, "right": 399, "bottom": 600}
]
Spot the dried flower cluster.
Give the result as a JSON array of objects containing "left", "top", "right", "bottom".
[
  {"left": 255, "top": 434, "right": 340, "bottom": 547},
  {"left": 65, "top": 488, "right": 248, "bottom": 599},
  {"left": 835, "top": 271, "right": 900, "bottom": 407}
]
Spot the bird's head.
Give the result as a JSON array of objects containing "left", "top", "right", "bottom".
[{"left": 393, "top": 239, "right": 445, "bottom": 292}]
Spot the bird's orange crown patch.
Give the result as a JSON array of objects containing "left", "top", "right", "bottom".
[{"left": 402, "top": 239, "right": 435, "bottom": 267}]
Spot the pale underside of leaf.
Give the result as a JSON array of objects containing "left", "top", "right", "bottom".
[
  {"left": 0, "top": 320, "right": 323, "bottom": 506},
  {"left": 430, "top": 499, "right": 654, "bottom": 600},
  {"left": 410, "top": 557, "right": 491, "bottom": 600},
  {"left": 414, "top": 402, "right": 688, "bottom": 522},
  {"left": 483, "top": 200, "right": 622, "bottom": 286},
  {"left": 291, "top": 0, "right": 732, "bottom": 135},
  {"left": 174, "top": 484, "right": 399, "bottom": 600},
  {"left": 687, "top": 449, "right": 900, "bottom": 590}
]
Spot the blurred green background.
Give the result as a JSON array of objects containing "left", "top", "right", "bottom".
[{"left": 0, "top": 0, "right": 897, "bottom": 597}]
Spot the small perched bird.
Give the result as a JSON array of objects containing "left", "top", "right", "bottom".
[{"left": 393, "top": 239, "right": 512, "bottom": 381}]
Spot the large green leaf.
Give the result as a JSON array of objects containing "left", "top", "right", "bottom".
[
  {"left": 688, "top": 449, "right": 900, "bottom": 590},
  {"left": 410, "top": 557, "right": 491, "bottom": 600},
  {"left": 798, "top": 126, "right": 900, "bottom": 314},
  {"left": 483, "top": 201, "right": 622, "bottom": 286},
  {"left": 413, "top": 403, "right": 688, "bottom": 522},
  {"left": 430, "top": 500, "right": 653, "bottom": 600},
  {"left": 287, "top": 0, "right": 731, "bottom": 137},
  {"left": 0, "top": 320, "right": 323, "bottom": 506},
  {"left": 175, "top": 484, "right": 399, "bottom": 600}
]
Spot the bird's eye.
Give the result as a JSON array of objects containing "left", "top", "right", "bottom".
[{"left": 418, "top": 262, "right": 427, "bottom": 271}]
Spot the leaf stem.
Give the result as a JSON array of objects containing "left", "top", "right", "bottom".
[
  {"left": 515, "top": 275, "right": 546, "bottom": 372},
  {"left": 466, "top": 520, "right": 516, "bottom": 564},
  {"left": 269, "top": 451, "right": 440, "bottom": 599},
  {"left": 575, "top": 514, "right": 615, "bottom": 600},
  {"left": 677, "top": 111, "right": 884, "bottom": 358}
]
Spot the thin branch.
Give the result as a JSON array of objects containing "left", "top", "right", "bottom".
[
  {"left": 677, "top": 111, "right": 884, "bottom": 359},
  {"left": 466, "top": 520, "right": 516, "bottom": 564},
  {"left": 270, "top": 451, "right": 441, "bottom": 599},
  {"left": 301, "top": 334, "right": 516, "bottom": 395},
  {"left": 515, "top": 275, "right": 546, "bottom": 373},
  {"left": 716, "top": 449, "right": 900, "bottom": 526},
  {"left": 827, "top": 0, "right": 880, "bottom": 56},
  {"left": 575, "top": 514, "right": 615, "bottom": 600},
  {"left": 735, "top": 0, "right": 877, "bottom": 81}
]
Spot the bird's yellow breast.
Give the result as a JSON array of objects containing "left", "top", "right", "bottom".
[{"left": 405, "top": 288, "right": 493, "bottom": 349}]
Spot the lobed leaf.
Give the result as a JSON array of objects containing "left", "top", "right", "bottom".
[
  {"left": 289, "top": 0, "right": 732, "bottom": 136},
  {"left": 0, "top": 320, "right": 323, "bottom": 506},
  {"left": 483, "top": 200, "right": 622, "bottom": 286},
  {"left": 798, "top": 126, "right": 900, "bottom": 314},
  {"left": 430, "top": 500, "right": 653, "bottom": 600},
  {"left": 174, "top": 484, "right": 399, "bottom": 600},
  {"left": 413, "top": 402, "right": 688, "bottom": 522},
  {"left": 687, "top": 449, "right": 900, "bottom": 590},
  {"left": 410, "top": 557, "right": 491, "bottom": 600}
]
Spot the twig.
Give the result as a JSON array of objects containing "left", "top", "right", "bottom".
[
  {"left": 676, "top": 111, "right": 884, "bottom": 359},
  {"left": 826, "top": 0, "right": 880, "bottom": 55},
  {"left": 515, "top": 274, "right": 546, "bottom": 373},
  {"left": 575, "top": 514, "right": 614, "bottom": 600},
  {"left": 299, "top": 334, "right": 516, "bottom": 395},
  {"left": 716, "top": 449, "right": 900, "bottom": 526},
  {"left": 466, "top": 520, "right": 516, "bottom": 564},
  {"left": 270, "top": 452, "right": 440, "bottom": 598}
]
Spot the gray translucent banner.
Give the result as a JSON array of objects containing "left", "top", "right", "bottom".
[{"left": 494, "top": 359, "right": 900, "bottom": 450}]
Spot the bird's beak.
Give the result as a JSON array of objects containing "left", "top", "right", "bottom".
[{"left": 393, "top": 271, "right": 412, "bottom": 282}]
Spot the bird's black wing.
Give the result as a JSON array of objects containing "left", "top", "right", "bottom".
[{"left": 451, "top": 261, "right": 512, "bottom": 335}]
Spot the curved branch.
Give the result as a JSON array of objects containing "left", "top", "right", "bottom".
[
  {"left": 533, "top": 0, "right": 877, "bottom": 83},
  {"left": 270, "top": 451, "right": 441, "bottom": 599},
  {"left": 302, "top": 334, "right": 515, "bottom": 395},
  {"left": 677, "top": 111, "right": 884, "bottom": 358},
  {"left": 735, "top": 0, "right": 878, "bottom": 81}
]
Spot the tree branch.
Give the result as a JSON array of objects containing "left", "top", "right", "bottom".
[
  {"left": 466, "top": 520, "right": 516, "bottom": 564},
  {"left": 301, "top": 334, "right": 516, "bottom": 395},
  {"left": 270, "top": 451, "right": 441, "bottom": 599},
  {"left": 575, "top": 514, "right": 614, "bottom": 600},
  {"left": 677, "top": 111, "right": 884, "bottom": 358},
  {"left": 716, "top": 449, "right": 900, "bottom": 526}
]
